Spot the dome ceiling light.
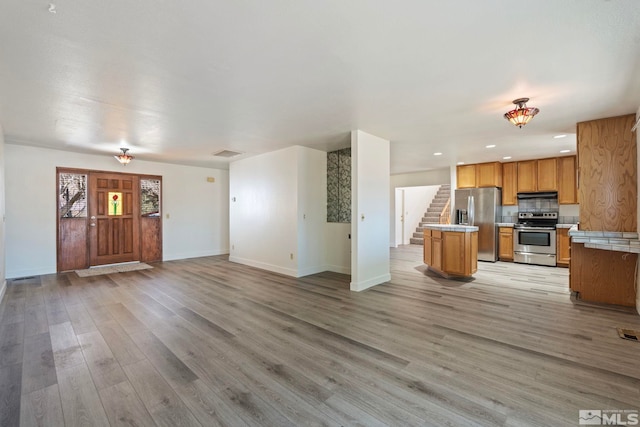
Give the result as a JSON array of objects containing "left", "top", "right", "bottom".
[
  {"left": 115, "top": 148, "right": 134, "bottom": 165},
  {"left": 504, "top": 98, "right": 539, "bottom": 128}
]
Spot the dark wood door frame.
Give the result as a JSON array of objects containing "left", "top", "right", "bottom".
[{"left": 56, "top": 167, "right": 163, "bottom": 272}]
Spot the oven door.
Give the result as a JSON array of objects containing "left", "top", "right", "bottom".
[{"left": 514, "top": 227, "right": 556, "bottom": 255}]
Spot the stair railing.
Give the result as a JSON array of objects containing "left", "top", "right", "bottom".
[{"left": 439, "top": 198, "right": 451, "bottom": 224}]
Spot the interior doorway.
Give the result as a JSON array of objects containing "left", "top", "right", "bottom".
[{"left": 57, "top": 168, "right": 163, "bottom": 271}]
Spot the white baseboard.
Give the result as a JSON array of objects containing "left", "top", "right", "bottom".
[
  {"left": 350, "top": 273, "right": 391, "bottom": 292},
  {"left": 163, "top": 248, "right": 230, "bottom": 261},
  {"left": 229, "top": 256, "right": 298, "bottom": 277},
  {"left": 0, "top": 280, "right": 6, "bottom": 304},
  {"left": 296, "top": 265, "right": 329, "bottom": 277},
  {"left": 325, "top": 264, "right": 351, "bottom": 275},
  {"left": 6, "top": 266, "right": 55, "bottom": 279}
]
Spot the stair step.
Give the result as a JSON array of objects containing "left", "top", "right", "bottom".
[
  {"left": 409, "top": 237, "right": 424, "bottom": 245},
  {"left": 422, "top": 212, "right": 440, "bottom": 220}
]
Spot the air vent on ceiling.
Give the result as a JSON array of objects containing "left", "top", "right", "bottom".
[{"left": 212, "top": 149, "right": 243, "bottom": 158}]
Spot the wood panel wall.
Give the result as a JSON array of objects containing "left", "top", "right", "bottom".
[{"left": 577, "top": 114, "right": 637, "bottom": 232}]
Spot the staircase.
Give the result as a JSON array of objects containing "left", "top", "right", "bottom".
[{"left": 409, "top": 184, "right": 451, "bottom": 245}]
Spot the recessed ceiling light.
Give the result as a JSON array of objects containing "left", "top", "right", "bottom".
[
  {"left": 554, "top": 134, "right": 567, "bottom": 139},
  {"left": 457, "top": 161, "right": 465, "bottom": 165},
  {"left": 433, "top": 152, "right": 443, "bottom": 156},
  {"left": 560, "top": 149, "right": 571, "bottom": 153},
  {"left": 503, "top": 156, "right": 512, "bottom": 160},
  {"left": 486, "top": 145, "right": 496, "bottom": 148}
]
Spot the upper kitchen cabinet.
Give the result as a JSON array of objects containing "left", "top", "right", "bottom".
[
  {"left": 536, "top": 158, "right": 558, "bottom": 191},
  {"left": 476, "top": 162, "right": 502, "bottom": 188},
  {"left": 502, "top": 162, "right": 517, "bottom": 205},
  {"left": 517, "top": 158, "right": 559, "bottom": 193},
  {"left": 456, "top": 162, "right": 502, "bottom": 189},
  {"left": 516, "top": 160, "right": 537, "bottom": 192},
  {"left": 456, "top": 164, "right": 476, "bottom": 188},
  {"left": 578, "top": 114, "right": 637, "bottom": 232},
  {"left": 557, "top": 156, "right": 578, "bottom": 204}
]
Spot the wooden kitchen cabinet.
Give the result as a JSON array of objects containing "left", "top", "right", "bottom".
[
  {"left": 537, "top": 158, "right": 558, "bottom": 191},
  {"left": 570, "top": 242, "right": 637, "bottom": 306},
  {"left": 423, "top": 229, "right": 432, "bottom": 265},
  {"left": 456, "top": 164, "right": 476, "bottom": 188},
  {"left": 424, "top": 228, "right": 477, "bottom": 277},
  {"left": 432, "top": 231, "right": 443, "bottom": 271},
  {"left": 557, "top": 156, "right": 578, "bottom": 204},
  {"left": 578, "top": 114, "right": 637, "bottom": 232},
  {"left": 501, "top": 162, "right": 517, "bottom": 205},
  {"left": 517, "top": 160, "right": 537, "bottom": 192},
  {"left": 498, "top": 227, "right": 514, "bottom": 261},
  {"left": 476, "top": 162, "right": 502, "bottom": 188},
  {"left": 556, "top": 228, "right": 570, "bottom": 267}
]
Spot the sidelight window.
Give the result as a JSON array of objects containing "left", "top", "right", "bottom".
[
  {"left": 58, "top": 173, "right": 87, "bottom": 218},
  {"left": 141, "top": 179, "right": 161, "bottom": 217}
]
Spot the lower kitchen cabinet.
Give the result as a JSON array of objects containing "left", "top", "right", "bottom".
[
  {"left": 570, "top": 242, "right": 637, "bottom": 306},
  {"left": 498, "top": 227, "right": 514, "bottom": 261},
  {"left": 556, "top": 228, "right": 570, "bottom": 267},
  {"left": 424, "top": 229, "right": 478, "bottom": 277}
]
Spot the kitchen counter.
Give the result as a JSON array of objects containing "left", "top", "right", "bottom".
[
  {"left": 423, "top": 224, "right": 478, "bottom": 232},
  {"left": 568, "top": 225, "right": 640, "bottom": 253},
  {"left": 556, "top": 224, "right": 577, "bottom": 229},
  {"left": 423, "top": 226, "right": 478, "bottom": 278}
]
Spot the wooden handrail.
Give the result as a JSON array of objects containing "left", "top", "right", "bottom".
[{"left": 439, "top": 197, "right": 451, "bottom": 224}]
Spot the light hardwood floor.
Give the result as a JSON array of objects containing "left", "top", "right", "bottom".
[{"left": 1, "top": 245, "right": 639, "bottom": 426}]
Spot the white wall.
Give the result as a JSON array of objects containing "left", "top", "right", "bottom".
[
  {"left": 325, "top": 223, "right": 351, "bottom": 274},
  {"left": 0, "top": 125, "right": 5, "bottom": 301},
  {"left": 390, "top": 168, "right": 450, "bottom": 245},
  {"left": 297, "top": 147, "right": 328, "bottom": 276},
  {"left": 5, "top": 144, "right": 229, "bottom": 278},
  {"left": 229, "top": 145, "right": 330, "bottom": 277},
  {"left": 229, "top": 147, "right": 299, "bottom": 276},
  {"left": 391, "top": 168, "right": 451, "bottom": 188},
  {"left": 351, "top": 130, "right": 390, "bottom": 291},
  {"left": 396, "top": 186, "right": 440, "bottom": 245}
]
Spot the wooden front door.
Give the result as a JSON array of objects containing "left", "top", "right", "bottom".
[{"left": 88, "top": 172, "right": 140, "bottom": 266}]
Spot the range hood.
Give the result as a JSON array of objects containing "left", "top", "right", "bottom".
[{"left": 516, "top": 191, "right": 558, "bottom": 200}]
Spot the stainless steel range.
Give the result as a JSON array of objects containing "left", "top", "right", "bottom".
[{"left": 513, "top": 212, "right": 558, "bottom": 266}]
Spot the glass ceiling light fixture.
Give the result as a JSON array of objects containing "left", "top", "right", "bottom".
[
  {"left": 115, "top": 148, "right": 134, "bottom": 165},
  {"left": 504, "top": 98, "right": 539, "bottom": 128}
]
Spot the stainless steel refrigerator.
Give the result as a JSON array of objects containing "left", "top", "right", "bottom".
[{"left": 454, "top": 187, "right": 502, "bottom": 262}]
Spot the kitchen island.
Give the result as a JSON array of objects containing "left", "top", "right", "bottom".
[{"left": 423, "top": 224, "right": 479, "bottom": 278}]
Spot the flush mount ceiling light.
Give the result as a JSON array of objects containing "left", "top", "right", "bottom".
[
  {"left": 115, "top": 148, "right": 134, "bottom": 165},
  {"left": 504, "top": 98, "right": 540, "bottom": 128}
]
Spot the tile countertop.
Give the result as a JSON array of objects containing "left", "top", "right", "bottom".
[
  {"left": 568, "top": 225, "right": 640, "bottom": 253},
  {"left": 424, "top": 224, "right": 479, "bottom": 232},
  {"left": 496, "top": 223, "right": 576, "bottom": 228}
]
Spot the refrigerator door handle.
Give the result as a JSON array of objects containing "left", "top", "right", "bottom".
[{"left": 467, "top": 195, "right": 475, "bottom": 226}]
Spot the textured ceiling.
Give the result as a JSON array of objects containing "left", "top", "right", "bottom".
[{"left": 1, "top": 0, "right": 639, "bottom": 174}]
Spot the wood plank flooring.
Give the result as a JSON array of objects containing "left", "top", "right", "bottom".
[{"left": 1, "top": 245, "right": 640, "bottom": 426}]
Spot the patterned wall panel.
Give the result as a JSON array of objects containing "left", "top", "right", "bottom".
[{"left": 327, "top": 148, "right": 351, "bottom": 223}]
